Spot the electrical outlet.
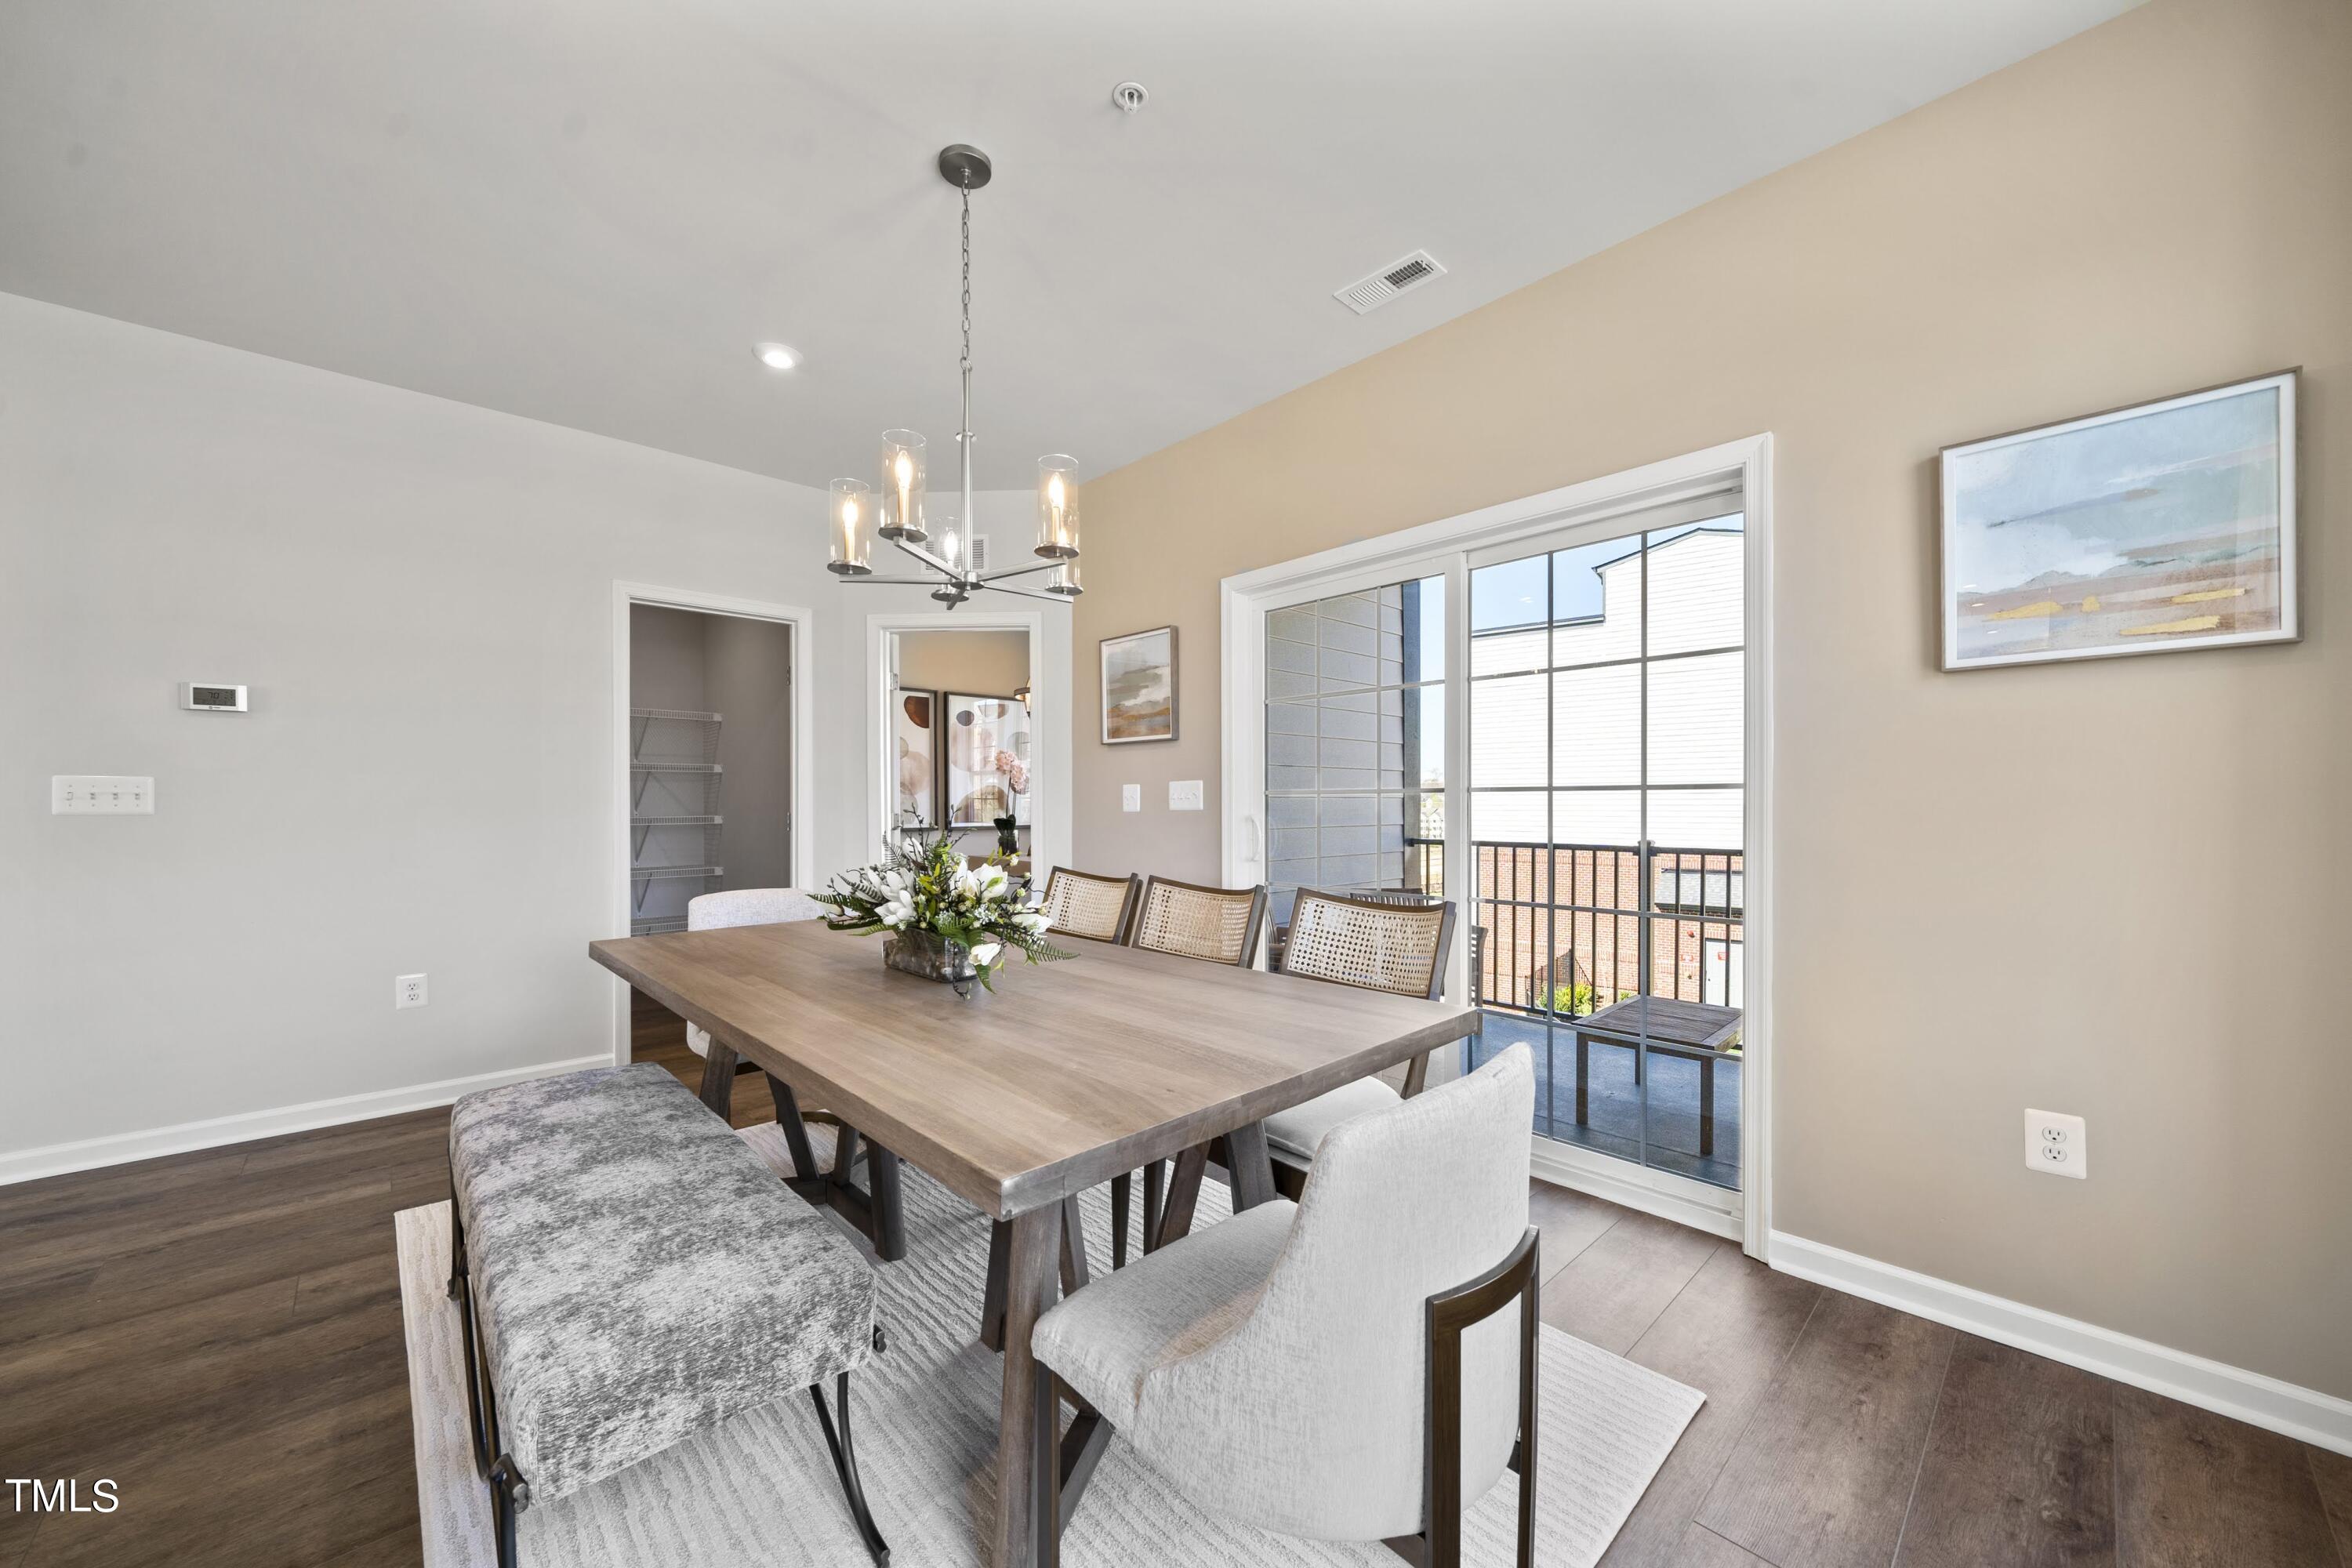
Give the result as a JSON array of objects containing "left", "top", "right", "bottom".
[
  {"left": 1121, "top": 784, "right": 1141, "bottom": 812},
  {"left": 1168, "top": 779, "right": 1203, "bottom": 811},
  {"left": 395, "top": 974, "right": 429, "bottom": 1009},
  {"left": 52, "top": 775, "right": 154, "bottom": 815},
  {"left": 2024, "top": 1109, "right": 2085, "bottom": 1178}
]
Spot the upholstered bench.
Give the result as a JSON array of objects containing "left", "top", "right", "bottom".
[{"left": 446, "top": 1062, "right": 890, "bottom": 1566}]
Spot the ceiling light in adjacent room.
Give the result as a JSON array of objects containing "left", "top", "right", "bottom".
[{"left": 753, "top": 342, "right": 800, "bottom": 371}]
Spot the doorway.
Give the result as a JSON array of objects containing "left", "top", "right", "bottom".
[
  {"left": 887, "top": 625, "right": 1036, "bottom": 873},
  {"left": 626, "top": 604, "right": 797, "bottom": 933}
]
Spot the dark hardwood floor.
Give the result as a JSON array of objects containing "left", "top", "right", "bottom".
[{"left": 1, "top": 1000, "right": 2340, "bottom": 1566}]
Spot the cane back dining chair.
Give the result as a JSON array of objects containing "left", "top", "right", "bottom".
[
  {"left": 1035, "top": 866, "right": 1144, "bottom": 945},
  {"left": 1116, "top": 875, "right": 1270, "bottom": 1264},
  {"left": 1031, "top": 1043, "right": 1540, "bottom": 1568},
  {"left": 1260, "top": 888, "right": 1461, "bottom": 1200}
]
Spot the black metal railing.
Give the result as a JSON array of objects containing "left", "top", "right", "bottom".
[{"left": 1406, "top": 837, "right": 1744, "bottom": 1021}]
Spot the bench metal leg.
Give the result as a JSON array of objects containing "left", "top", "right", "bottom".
[
  {"left": 449, "top": 1170, "right": 531, "bottom": 1568},
  {"left": 811, "top": 1372, "right": 891, "bottom": 1566}
]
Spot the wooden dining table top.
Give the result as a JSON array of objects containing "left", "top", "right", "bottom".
[{"left": 588, "top": 920, "right": 1479, "bottom": 1220}]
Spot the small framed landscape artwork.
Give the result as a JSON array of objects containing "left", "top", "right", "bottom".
[
  {"left": 1940, "top": 370, "right": 2297, "bottom": 670},
  {"left": 1101, "top": 626, "right": 1176, "bottom": 744},
  {"left": 944, "top": 693, "right": 1032, "bottom": 826}
]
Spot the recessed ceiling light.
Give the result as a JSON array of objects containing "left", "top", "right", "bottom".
[{"left": 753, "top": 342, "right": 800, "bottom": 371}]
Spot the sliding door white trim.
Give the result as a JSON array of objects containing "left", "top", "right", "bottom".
[
  {"left": 611, "top": 582, "right": 816, "bottom": 1065},
  {"left": 1220, "top": 434, "right": 1775, "bottom": 1257}
]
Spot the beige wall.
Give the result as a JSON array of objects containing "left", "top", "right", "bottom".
[{"left": 1070, "top": 0, "right": 2351, "bottom": 1398}]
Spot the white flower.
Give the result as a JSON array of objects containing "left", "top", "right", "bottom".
[
  {"left": 1016, "top": 910, "right": 1050, "bottom": 934},
  {"left": 971, "top": 942, "right": 1002, "bottom": 968},
  {"left": 951, "top": 866, "right": 982, "bottom": 899},
  {"left": 876, "top": 898, "right": 914, "bottom": 928},
  {"left": 977, "top": 862, "right": 1009, "bottom": 898}
]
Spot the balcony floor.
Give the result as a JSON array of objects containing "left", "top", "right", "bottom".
[{"left": 1470, "top": 1011, "right": 1741, "bottom": 1190}]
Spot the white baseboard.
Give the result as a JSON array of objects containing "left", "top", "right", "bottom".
[
  {"left": 1530, "top": 1137, "right": 1744, "bottom": 1243},
  {"left": 0, "top": 1054, "right": 616, "bottom": 1187},
  {"left": 1769, "top": 1230, "right": 2352, "bottom": 1459}
]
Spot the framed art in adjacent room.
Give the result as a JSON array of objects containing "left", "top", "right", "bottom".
[
  {"left": 1100, "top": 625, "right": 1177, "bottom": 743},
  {"left": 894, "top": 688, "right": 938, "bottom": 829},
  {"left": 1940, "top": 368, "right": 2297, "bottom": 670},
  {"left": 943, "top": 693, "right": 1032, "bottom": 826}
]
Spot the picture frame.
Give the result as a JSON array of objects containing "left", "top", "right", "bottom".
[
  {"left": 1100, "top": 625, "right": 1178, "bottom": 744},
  {"left": 892, "top": 688, "right": 939, "bottom": 829},
  {"left": 942, "top": 692, "right": 1032, "bottom": 827},
  {"left": 1940, "top": 369, "right": 2298, "bottom": 671}
]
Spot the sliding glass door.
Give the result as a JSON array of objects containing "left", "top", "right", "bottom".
[
  {"left": 1225, "top": 448, "right": 1762, "bottom": 1231},
  {"left": 1462, "top": 512, "right": 1746, "bottom": 1189}
]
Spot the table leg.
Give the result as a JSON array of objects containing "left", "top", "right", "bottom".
[
  {"left": 765, "top": 1074, "right": 822, "bottom": 1181},
  {"left": 1109, "top": 1173, "right": 1131, "bottom": 1269},
  {"left": 993, "top": 1205, "right": 1059, "bottom": 1568},
  {"left": 1224, "top": 1120, "right": 1276, "bottom": 1212},
  {"left": 1699, "top": 1057, "right": 1715, "bottom": 1159},
  {"left": 696, "top": 1039, "right": 739, "bottom": 1119},
  {"left": 867, "top": 1143, "right": 906, "bottom": 1262},
  {"left": 980, "top": 1220, "right": 1011, "bottom": 1352},
  {"left": 1152, "top": 1145, "right": 1209, "bottom": 1250},
  {"left": 1058, "top": 1193, "right": 1091, "bottom": 1295},
  {"left": 1141, "top": 1161, "right": 1165, "bottom": 1254}
]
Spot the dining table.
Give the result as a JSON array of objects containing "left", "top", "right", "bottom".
[{"left": 588, "top": 917, "right": 1479, "bottom": 1568}]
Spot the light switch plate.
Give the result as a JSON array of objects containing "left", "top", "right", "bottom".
[
  {"left": 53, "top": 775, "right": 154, "bottom": 815},
  {"left": 2024, "top": 1108, "right": 2086, "bottom": 1178},
  {"left": 1168, "top": 779, "right": 1203, "bottom": 811},
  {"left": 1121, "top": 784, "right": 1141, "bottom": 812}
]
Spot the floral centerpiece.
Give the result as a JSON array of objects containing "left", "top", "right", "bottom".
[{"left": 814, "top": 833, "right": 1065, "bottom": 991}]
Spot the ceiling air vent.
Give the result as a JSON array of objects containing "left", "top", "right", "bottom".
[{"left": 1334, "top": 249, "right": 1447, "bottom": 315}]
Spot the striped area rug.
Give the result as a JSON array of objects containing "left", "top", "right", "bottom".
[{"left": 397, "top": 1123, "right": 1701, "bottom": 1566}]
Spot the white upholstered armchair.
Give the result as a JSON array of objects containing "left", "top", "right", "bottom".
[{"left": 1031, "top": 1042, "right": 1538, "bottom": 1567}]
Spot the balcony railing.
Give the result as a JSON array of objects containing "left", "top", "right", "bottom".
[{"left": 1406, "top": 837, "right": 1744, "bottom": 1022}]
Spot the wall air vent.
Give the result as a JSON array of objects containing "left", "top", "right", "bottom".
[
  {"left": 1334, "top": 249, "right": 1448, "bottom": 315},
  {"left": 964, "top": 533, "right": 991, "bottom": 574}
]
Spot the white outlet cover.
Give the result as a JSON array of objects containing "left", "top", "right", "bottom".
[
  {"left": 1121, "top": 784, "right": 1141, "bottom": 812},
  {"left": 396, "top": 973, "right": 429, "bottom": 1009},
  {"left": 2024, "top": 1108, "right": 2086, "bottom": 1178},
  {"left": 1168, "top": 779, "right": 1204, "bottom": 811}
]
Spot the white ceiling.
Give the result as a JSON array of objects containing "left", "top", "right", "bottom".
[{"left": 0, "top": 1, "right": 2136, "bottom": 491}]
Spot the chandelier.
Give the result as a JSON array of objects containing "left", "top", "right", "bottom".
[{"left": 826, "top": 144, "right": 1082, "bottom": 608}]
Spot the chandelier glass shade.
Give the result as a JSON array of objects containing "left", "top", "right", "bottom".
[{"left": 826, "top": 144, "right": 1082, "bottom": 608}]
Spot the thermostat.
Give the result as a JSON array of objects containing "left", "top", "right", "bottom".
[{"left": 181, "top": 682, "right": 249, "bottom": 712}]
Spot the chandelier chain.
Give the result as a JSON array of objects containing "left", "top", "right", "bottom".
[{"left": 959, "top": 186, "right": 973, "bottom": 376}]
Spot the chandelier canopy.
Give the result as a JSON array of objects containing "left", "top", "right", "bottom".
[{"left": 826, "top": 144, "right": 1080, "bottom": 608}]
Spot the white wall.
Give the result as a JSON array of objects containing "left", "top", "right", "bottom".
[{"left": 0, "top": 292, "right": 1069, "bottom": 1175}]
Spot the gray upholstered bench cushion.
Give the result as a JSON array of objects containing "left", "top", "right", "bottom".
[{"left": 449, "top": 1062, "right": 877, "bottom": 1505}]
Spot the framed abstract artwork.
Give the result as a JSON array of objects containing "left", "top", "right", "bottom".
[
  {"left": 943, "top": 693, "right": 1032, "bottom": 826},
  {"left": 1940, "top": 369, "right": 2297, "bottom": 670},
  {"left": 893, "top": 688, "right": 938, "bottom": 829},
  {"left": 1100, "top": 626, "right": 1176, "bottom": 744}
]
